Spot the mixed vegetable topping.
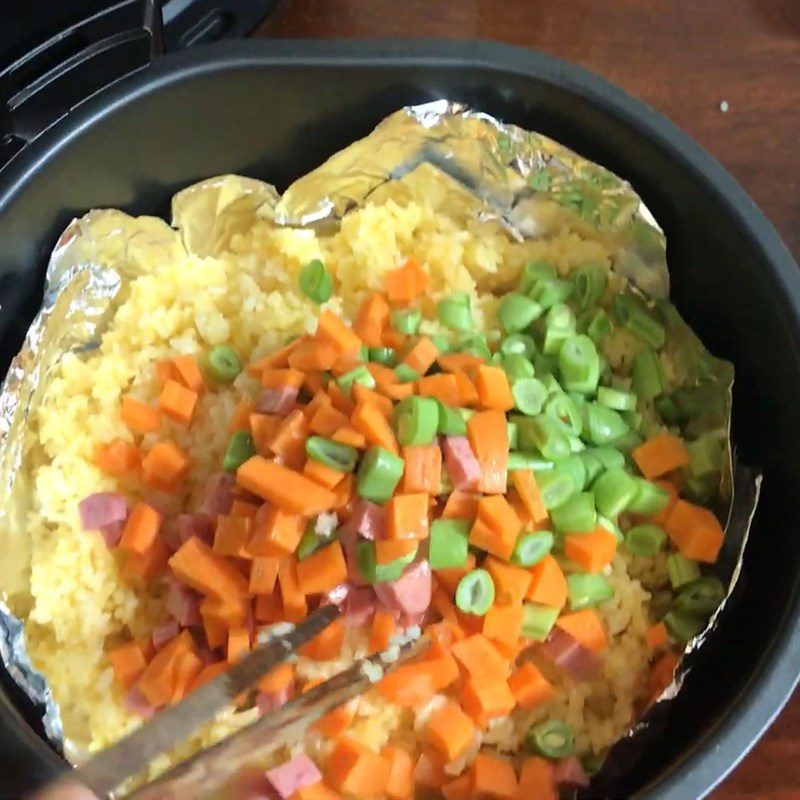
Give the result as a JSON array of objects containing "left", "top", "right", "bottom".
[{"left": 81, "top": 255, "right": 728, "bottom": 798}]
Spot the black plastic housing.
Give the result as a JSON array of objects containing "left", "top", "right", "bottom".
[{"left": 0, "top": 40, "right": 798, "bottom": 799}]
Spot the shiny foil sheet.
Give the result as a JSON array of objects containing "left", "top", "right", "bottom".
[{"left": 0, "top": 100, "right": 760, "bottom": 795}]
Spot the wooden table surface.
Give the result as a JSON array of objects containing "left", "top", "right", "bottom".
[{"left": 257, "top": 2, "right": 800, "bottom": 797}]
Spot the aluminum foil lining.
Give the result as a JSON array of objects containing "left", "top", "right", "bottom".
[{"left": 0, "top": 100, "right": 760, "bottom": 792}]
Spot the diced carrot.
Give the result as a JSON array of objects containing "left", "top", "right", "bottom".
[
  {"left": 386, "top": 493, "right": 430, "bottom": 540},
  {"left": 413, "top": 750, "right": 447, "bottom": 790},
  {"left": 441, "top": 490, "right": 479, "bottom": 521},
  {"left": 483, "top": 604, "right": 525, "bottom": 649},
  {"left": 647, "top": 651, "right": 680, "bottom": 701},
  {"left": 250, "top": 413, "right": 281, "bottom": 456},
  {"left": 172, "top": 354, "right": 205, "bottom": 394},
  {"left": 248, "top": 505, "right": 304, "bottom": 556},
  {"left": 296, "top": 542, "right": 348, "bottom": 594},
  {"left": 453, "top": 371, "right": 479, "bottom": 407},
  {"left": 417, "top": 373, "right": 460, "bottom": 407},
  {"left": 201, "top": 593, "right": 251, "bottom": 630},
  {"left": 383, "top": 382, "right": 414, "bottom": 401},
  {"left": 249, "top": 556, "right": 281, "bottom": 594},
  {"left": 120, "top": 537, "right": 169, "bottom": 584},
  {"left": 331, "top": 472, "right": 354, "bottom": 512},
  {"left": 246, "top": 338, "right": 303, "bottom": 376},
  {"left": 156, "top": 358, "right": 180, "bottom": 387},
  {"left": 108, "top": 641, "right": 147, "bottom": 689},
  {"left": 385, "top": 257, "right": 430, "bottom": 304},
  {"left": 517, "top": 757, "right": 557, "bottom": 800},
  {"left": 267, "top": 408, "right": 308, "bottom": 470},
  {"left": 293, "top": 781, "right": 342, "bottom": 800},
  {"left": 352, "top": 383, "right": 394, "bottom": 419},
  {"left": 426, "top": 701, "right": 476, "bottom": 763},
  {"left": 170, "top": 647, "right": 205, "bottom": 704},
  {"left": 471, "top": 495, "right": 521, "bottom": 560},
  {"left": 382, "top": 744, "right": 414, "bottom": 800},
  {"left": 646, "top": 621, "right": 668, "bottom": 650},
  {"left": 466, "top": 410, "right": 508, "bottom": 494},
  {"left": 328, "top": 381, "right": 356, "bottom": 416},
  {"left": 141, "top": 440, "right": 190, "bottom": 485},
  {"left": 484, "top": 557, "right": 532, "bottom": 606},
  {"left": 310, "top": 403, "right": 351, "bottom": 437},
  {"left": 303, "top": 371, "right": 327, "bottom": 396},
  {"left": 510, "top": 469, "right": 549, "bottom": 524},
  {"left": 119, "top": 503, "right": 162, "bottom": 555},
  {"left": 230, "top": 499, "right": 258, "bottom": 519},
  {"left": 326, "top": 738, "right": 391, "bottom": 797},
  {"left": 137, "top": 630, "right": 195, "bottom": 707},
  {"left": 426, "top": 620, "right": 465, "bottom": 647},
  {"left": 354, "top": 292, "right": 391, "bottom": 347},
  {"left": 316, "top": 311, "right": 362, "bottom": 357},
  {"left": 188, "top": 662, "right": 228, "bottom": 694},
  {"left": 351, "top": 401, "right": 399, "bottom": 454},
  {"left": 632, "top": 432, "right": 690, "bottom": 479},
  {"left": 330, "top": 352, "right": 360, "bottom": 378},
  {"left": 237, "top": 457, "right": 336, "bottom": 515},
  {"left": 202, "top": 611, "right": 227, "bottom": 650},
  {"left": 651, "top": 479, "right": 680, "bottom": 525},
  {"left": 213, "top": 515, "right": 253, "bottom": 559},
  {"left": 435, "top": 553, "right": 476, "bottom": 594},
  {"left": 304, "top": 459, "right": 346, "bottom": 490},
  {"left": 437, "top": 353, "right": 485, "bottom": 373},
  {"left": 304, "top": 389, "right": 333, "bottom": 420},
  {"left": 228, "top": 400, "right": 254, "bottom": 433},
  {"left": 471, "top": 753, "right": 518, "bottom": 799},
  {"left": 442, "top": 774, "right": 471, "bottom": 800},
  {"left": 508, "top": 661, "right": 555, "bottom": 710},
  {"left": 261, "top": 367, "right": 305, "bottom": 390},
  {"left": 377, "top": 660, "right": 451, "bottom": 706},
  {"left": 450, "top": 634, "right": 509, "bottom": 681},
  {"left": 564, "top": 527, "right": 618, "bottom": 573},
  {"left": 301, "top": 619, "right": 345, "bottom": 661},
  {"left": 158, "top": 379, "right": 198, "bottom": 426},
  {"left": 461, "top": 676, "right": 516, "bottom": 728},
  {"left": 332, "top": 427, "right": 367, "bottom": 449},
  {"left": 375, "top": 538, "right": 418, "bottom": 565},
  {"left": 94, "top": 439, "right": 140, "bottom": 475},
  {"left": 288, "top": 340, "right": 338, "bottom": 372},
  {"left": 366, "top": 362, "right": 398, "bottom": 393},
  {"left": 556, "top": 609, "right": 608, "bottom": 652},
  {"left": 526, "top": 555, "right": 567, "bottom": 608},
  {"left": 312, "top": 704, "right": 354, "bottom": 739},
  {"left": 402, "top": 336, "right": 439, "bottom": 375},
  {"left": 227, "top": 628, "right": 250, "bottom": 663},
  {"left": 121, "top": 397, "right": 161, "bottom": 433},
  {"left": 474, "top": 365, "right": 514, "bottom": 412},
  {"left": 664, "top": 499, "right": 724, "bottom": 563},
  {"left": 253, "top": 591, "right": 281, "bottom": 624},
  {"left": 369, "top": 610, "right": 396, "bottom": 653},
  {"left": 257, "top": 662, "right": 294, "bottom": 694},
  {"left": 400, "top": 445, "right": 441, "bottom": 494},
  {"left": 278, "top": 558, "right": 307, "bottom": 622},
  {"left": 169, "top": 536, "right": 249, "bottom": 597}
]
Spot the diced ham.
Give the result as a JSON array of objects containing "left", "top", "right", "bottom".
[
  {"left": 152, "top": 616, "right": 180, "bottom": 650},
  {"left": 256, "top": 386, "right": 298, "bottom": 416},
  {"left": 124, "top": 687, "right": 155, "bottom": 718},
  {"left": 343, "top": 500, "right": 386, "bottom": 540},
  {"left": 166, "top": 582, "right": 202, "bottom": 627},
  {"left": 536, "top": 627, "right": 600, "bottom": 683},
  {"left": 99, "top": 520, "right": 125, "bottom": 548},
  {"left": 256, "top": 683, "right": 294, "bottom": 715},
  {"left": 338, "top": 526, "right": 366, "bottom": 586},
  {"left": 200, "top": 473, "right": 236, "bottom": 517},
  {"left": 553, "top": 755, "right": 589, "bottom": 788},
  {"left": 266, "top": 754, "right": 322, "bottom": 800},
  {"left": 344, "top": 586, "right": 376, "bottom": 628},
  {"left": 442, "top": 436, "right": 481, "bottom": 491},
  {"left": 78, "top": 492, "right": 128, "bottom": 531},
  {"left": 177, "top": 513, "right": 214, "bottom": 546},
  {"left": 374, "top": 560, "right": 432, "bottom": 618}
]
